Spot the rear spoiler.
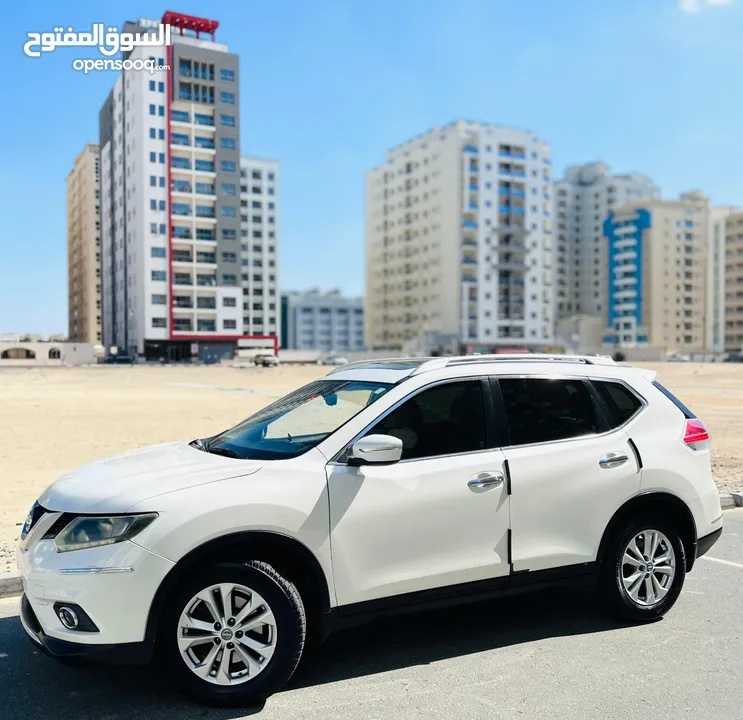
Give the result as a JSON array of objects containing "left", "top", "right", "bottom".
[{"left": 635, "top": 367, "right": 657, "bottom": 383}]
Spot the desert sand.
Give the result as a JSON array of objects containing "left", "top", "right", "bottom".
[{"left": 1, "top": 362, "right": 741, "bottom": 573}]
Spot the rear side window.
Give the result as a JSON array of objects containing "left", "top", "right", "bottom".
[
  {"left": 592, "top": 380, "right": 643, "bottom": 427},
  {"left": 652, "top": 381, "right": 695, "bottom": 419},
  {"left": 499, "top": 378, "right": 598, "bottom": 446}
]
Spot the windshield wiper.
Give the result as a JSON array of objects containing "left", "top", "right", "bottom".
[{"left": 206, "top": 446, "right": 249, "bottom": 460}]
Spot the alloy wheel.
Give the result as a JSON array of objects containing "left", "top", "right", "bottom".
[
  {"left": 620, "top": 529, "right": 676, "bottom": 607},
  {"left": 177, "top": 582, "right": 277, "bottom": 685}
]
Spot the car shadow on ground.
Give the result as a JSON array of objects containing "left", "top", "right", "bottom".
[{"left": 0, "top": 587, "right": 629, "bottom": 718}]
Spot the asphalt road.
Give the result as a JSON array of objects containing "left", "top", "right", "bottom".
[{"left": 1, "top": 509, "right": 742, "bottom": 720}]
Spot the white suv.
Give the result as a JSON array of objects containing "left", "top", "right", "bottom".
[{"left": 17, "top": 354, "right": 723, "bottom": 706}]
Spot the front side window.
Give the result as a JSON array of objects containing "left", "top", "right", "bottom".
[
  {"left": 366, "top": 380, "right": 486, "bottom": 460},
  {"left": 207, "top": 380, "right": 392, "bottom": 460},
  {"left": 499, "top": 378, "right": 598, "bottom": 446}
]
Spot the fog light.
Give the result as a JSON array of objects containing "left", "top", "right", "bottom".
[{"left": 57, "top": 606, "right": 79, "bottom": 630}]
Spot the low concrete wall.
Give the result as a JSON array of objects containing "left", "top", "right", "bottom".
[{"left": 0, "top": 342, "right": 97, "bottom": 367}]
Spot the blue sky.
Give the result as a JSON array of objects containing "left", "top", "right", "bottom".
[{"left": 1, "top": 0, "right": 741, "bottom": 335}]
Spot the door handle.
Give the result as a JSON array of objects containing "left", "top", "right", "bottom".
[
  {"left": 599, "top": 452, "right": 628, "bottom": 469},
  {"left": 467, "top": 471, "right": 505, "bottom": 489}
]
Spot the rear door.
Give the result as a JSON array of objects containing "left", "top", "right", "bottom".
[{"left": 493, "top": 375, "right": 643, "bottom": 573}]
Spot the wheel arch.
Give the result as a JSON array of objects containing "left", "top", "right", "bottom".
[
  {"left": 596, "top": 492, "right": 698, "bottom": 572},
  {"left": 144, "top": 530, "right": 332, "bottom": 645}
]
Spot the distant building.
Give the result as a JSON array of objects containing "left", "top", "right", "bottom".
[
  {"left": 0, "top": 336, "right": 97, "bottom": 366},
  {"left": 365, "top": 119, "right": 553, "bottom": 352},
  {"left": 554, "top": 162, "right": 659, "bottom": 324},
  {"left": 281, "top": 290, "right": 364, "bottom": 352},
  {"left": 240, "top": 156, "right": 280, "bottom": 340},
  {"left": 725, "top": 210, "right": 743, "bottom": 353},
  {"left": 67, "top": 143, "right": 102, "bottom": 344},
  {"left": 603, "top": 192, "right": 724, "bottom": 354}
]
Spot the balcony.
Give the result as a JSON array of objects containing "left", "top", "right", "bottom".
[
  {"left": 195, "top": 182, "right": 215, "bottom": 196},
  {"left": 194, "top": 137, "right": 215, "bottom": 150},
  {"left": 195, "top": 206, "right": 216, "bottom": 219},
  {"left": 171, "top": 133, "right": 190, "bottom": 147},
  {"left": 171, "top": 110, "right": 190, "bottom": 124},
  {"left": 172, "top": 228, "right": 193, "bottom": 240},
  {"left": 172, "top": 205, "right": 192, "bottom": 217},
  {"left": 174, "top": 274, "right": 193, "bottom": 286},
  {"left": 172, "top": 157, "right": 192, "bottom": 170},
  {"left": 197, "top": 297, "right": 217, "bottom": 310},
  {"left": 194, "top": 113, "right": 215, "bottom": 126},
  {"left": 172, "top": 180, "right": 192, "bottom": 194},
  {"left": 469, "top": 183, "right": 478, "bottom": 192},
  {"left": 173, "top": 319, "right": 193, "bottom": 332},
  {"left": 463, "top": 144, "right": 478, "bottom": 153},
  {"left": 462, "top": 256, "right": 477, "bottom": 265},
  {"left": 462, "top": 219, "right": 477, "bottom": 230},
  {"left": 173, "top": 297, "right": 194, "bottom": 309},
  {"left": 179, "top": 89, "right": 193, "bottom": 102},
  {"left": 499, "top": 150, "right": 511, "bottom": 158},
  {"left": 197, "top": 319, "right": 217, "bottom": 332},
  {"left": 195, "top": 229, "right": 215, "bottom": 241},
  {"left": 462, "top": 274, "right": 477, "bottom": 283},
  {"left": 462, "top": 238, "right": 477, "bottom": 247},
  {"left": 197, "top": 274, "right": 217, "bottom": 287},
  {"left": 172, "top": 250, "right": 193, "bottom": 263},
  {"left": 196, "top": 252, "right": 216, "bottom": 264},
  {"left": 194, "top": 160, "right": 215, "bottom": 173}
]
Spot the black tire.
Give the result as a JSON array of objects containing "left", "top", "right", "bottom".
[
  {"left": 600, "top": 517, "right": 686, "bottom": 622},
  {"left": 160, "top": 560, "right": 306, "bottom": 706}
]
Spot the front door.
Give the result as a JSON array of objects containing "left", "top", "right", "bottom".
[{"left": 327, "top": 379, "right": 511, "bottom": 608}]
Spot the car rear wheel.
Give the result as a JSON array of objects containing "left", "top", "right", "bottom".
[
  {"left": 601, "top": 519, "right": 686, "bottom": 622},
  {"left": 161, "top": 560, "right": 306, "bottom": 706}
]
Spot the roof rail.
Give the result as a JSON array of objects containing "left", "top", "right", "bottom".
[
  {"left": 325, "top": 357, "right": 434, "bottom": 375},
  {"left": 442, "top": 353, "right": 617, "bottom": 368}
]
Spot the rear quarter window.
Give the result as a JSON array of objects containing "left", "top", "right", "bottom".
[
  {"left": 591, "top": 380, "right": 643, "bottom": 428},
  {"left": 652, "top": 381, "right": 695, "bottom": 419}
]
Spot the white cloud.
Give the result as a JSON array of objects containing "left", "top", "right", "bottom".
[{"left": 678, "top": 0, "right": 734, "bottom": 11}]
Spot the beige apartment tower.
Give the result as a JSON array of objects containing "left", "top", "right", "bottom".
[
  {"left": 603, "top": 192, "right": 730, "bottom": 355},
  {"left": 67, "top": 143, "right": 101, "bottom": 344},
  {"left": 725, "top": 211, "right": 743, "bottom": 353}
]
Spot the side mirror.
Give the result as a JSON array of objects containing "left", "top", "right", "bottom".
[{"left": 350, "top": 434, "right": 403, "bottom": 465}]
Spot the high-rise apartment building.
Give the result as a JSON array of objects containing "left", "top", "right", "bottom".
[
  {"left": 554, "top": 162, "right": 659, "bottom": 322},
  {"left": 365, "top": 120, "right": 553, "bottom": 352},
  {"left": 281, "top": 290, "right": 364, "bottom": 352},
  {"left": 100, "top": 12, "right": 255, "bottom": 361},
  {"left": 240, "top": 156, "right": 279, "bottom": 340},
  {"left": 603, "top": 192, "right": 721, "bottom": 353},
  {"left": 67, "top": 143, "right": 102, "bottom": 344},
  {"left": 725, "top": 210, "right": 743, "bottom": 353}
]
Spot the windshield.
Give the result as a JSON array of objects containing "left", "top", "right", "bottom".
[{"left": 206, "top": 379, "right": 393, "bottom": 460}]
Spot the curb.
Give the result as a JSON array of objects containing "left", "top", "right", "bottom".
[
  {"left": 720, "top": 493, "right": 736, "bottom": 509},
  {"left": 731, "top": 491, "right": 743, "bottom": 508},
  {"left": 0, "top": 572, "right": 22, "bottom": 600}
]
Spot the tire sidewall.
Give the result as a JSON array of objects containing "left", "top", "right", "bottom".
[
  {"left": 607, "top": 520, "right": 686, "bottom": 621},
  {"left": 160, "top": 562, "right": 304, "bottom": 705}
]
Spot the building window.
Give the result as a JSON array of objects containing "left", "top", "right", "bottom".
[
  {"left": 150, "top": 223, "right": 157, "bottom": 234},
  {"left": 150, "top": 199, "right": 157, "bottom": 210},
  {"left": 149, "top": 128, "right": 156, "bottom": 139},
  {"left": 151, "top": 247, "right": 167, "bottom": 258},
  {"left": 159, "top": 224, "right": 166, "bottom": 235},
  {"left": 158, "top": 81, "right": 164, "bottom": 92},
  {"left": 152, "top": 318, "right": 167, "bottom": 328},
  {"left": 152, "top": 271, "right": 167, "bottom": 281},
  {"left": 223, "top": 296, "right": 237, "bottom": 307},
  {"left": 267, "top": 172, "right": 275, "bottom": 181},
  {"left": 221, "top": 160, "right": 237, "bottom": 172},
  {"left": 221, "top": 206, "right": 237, "bottom": 217},
  {"left": 221, "top": 183, "right": 236, "bottom": 195},
  {"left": 222, "top": 274, "right": 237, "bottom": 285},
  {"left": 152, "top": 294, "right": 167, "bottom": 305},
  {"left": 159, "top": 177, "right": 166, "bottom": 187},
  {"left": 158, "top": 105, "right": 165, "bottom": 116},
  {"left": 150, "top": 151, "right": 156, "bottom": 162},
  {"left": 220, "top": 114, "right": 236, "bottom": 127},
  {"left": 220, "top": 137, "right": 236, "bottom": 150},
  {"left": 159, "top": 153, "right": 165, "bottom": 164},
  {"left": 222, "top": 251, "right": 237, "bottom": 262},
  {"left": 223, "top": 319, "right": 237, "bottom": 329},
  {"left": 220, "top": 68, "right": 235, "bottom": 81},
  {"left": 149, "top": 80, "right": 155, "bottom": 91},
  {"left": 149, "top": 104, "right": 156, "bottom": 115},
  {"left": 220, "top": 91, "right": 236, "bottom": 104},
  {"left": 222, "top": 229, "right": 237, "bottom": 240}
]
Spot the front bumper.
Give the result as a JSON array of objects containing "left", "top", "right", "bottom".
[
  {"left": 19, "top": 594, "right": 152, "bottom": 664},
  {"left": 16, "top": 536, "right": 174, "bottom": 651}
]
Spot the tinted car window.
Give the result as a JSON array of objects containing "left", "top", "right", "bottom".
[
  {"left": 368, "top": 381, "right": 486, "bottom": 460},
  {"left": 499, "top": 378, "right": 598, "bottom": 446},
  {"left": 592, "top": 380, "right": 643, "bottom": 427}
]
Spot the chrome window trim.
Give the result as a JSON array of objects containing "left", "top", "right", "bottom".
[{"left": 329, "top": 376, "right": 490, "bottom": 465}]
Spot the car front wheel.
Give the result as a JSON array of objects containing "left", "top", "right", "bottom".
[
  {"left": 161, "top": 560, "right": 306, "bottom": 706},
  {"left": 601, "top": 520, "right": 686, "bottom": 622}
]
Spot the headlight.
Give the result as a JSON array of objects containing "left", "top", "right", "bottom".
[{"left": 53, "top": 513, "right": 158, "bottom": 553}]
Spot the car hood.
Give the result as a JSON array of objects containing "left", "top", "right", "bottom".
[{"left": 38, "top": 441, "right": 264, "bottom": 514}]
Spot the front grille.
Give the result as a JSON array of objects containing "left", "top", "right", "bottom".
[{"left": 21, "top": 503, "right": 47, "bottom": 540}]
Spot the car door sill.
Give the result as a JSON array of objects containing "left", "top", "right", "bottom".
[{"left": 323, "top": 562, "right": 598, "bottom": 637}]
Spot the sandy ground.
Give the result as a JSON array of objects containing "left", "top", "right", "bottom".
[{"left": 1, "top": 362, "right": 742, "bottom": 573}]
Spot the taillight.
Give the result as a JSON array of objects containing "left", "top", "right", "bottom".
[{"left": 683, "top": 418, "right": 709, "bottom": 449}]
